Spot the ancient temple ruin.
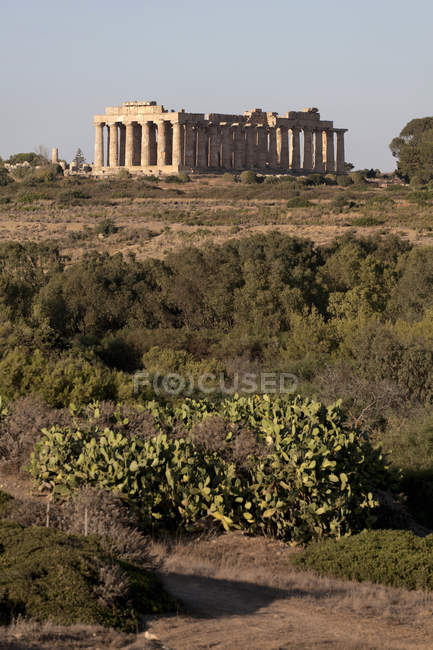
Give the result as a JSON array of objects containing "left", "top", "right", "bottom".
[{"left": 92, "top": 101, "right": 347, "bottom": 175}]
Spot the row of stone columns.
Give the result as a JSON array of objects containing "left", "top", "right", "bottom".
[{"left": 94, "top": 121, "right": 346, "bottom": 173}]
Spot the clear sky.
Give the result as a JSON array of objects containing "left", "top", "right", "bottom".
[{"left": 1, "top": 0, "right": 432, "bottom": 170}]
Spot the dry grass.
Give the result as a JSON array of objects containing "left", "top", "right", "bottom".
[
  {"left": 1, "top": 178, "right": 433, "bottom": 263},
  {"left": 150, "top": 532, "right": 433, "bottom": 627}
]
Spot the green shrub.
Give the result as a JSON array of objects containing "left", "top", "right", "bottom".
[
  {"left": 308, "top": 174, "right": 327, "bottom": 186},
  {"left": 324, "top": 174, "right": 337, "bottom": 185},
  {"left": 287, "top": 196, "right": 312, "bottom": 208},
  {"left": 222, "top": 172, "right": 236, "bottom": 182},
  {"left": 336, "top": 175, "right": 353, "bottom": 187},
  {"left": 0, "top": 490, "right": 13, "bottom": 516},
  {"left": 0, "top": 168, "right": 13, "bottom": 187},
  {"left": 293, "top": 529, "right": 433, "bottom": 591},
  {"left": 351, "top": 216, "right": 383, "bottom": 227},
  {"left": 0, "top": 521, "right": 175, "bottom": 629},
  {"left": 95, "top": 218, "right": 118, "bottom": 236},
  {"left": 240, "top": 170, "right": 258, "bottom": 184},
  {"left": 29, "top": 395, "right": 392, "bottom": 542},
  {"left": 350, "top": 171, "right": 367, "bottom": 185},
  {"left": 57, "top": 189, "right": 90, "bottom": 204},
  {"left": 164, "top": 173, "right": 190, "bottom": 184}
]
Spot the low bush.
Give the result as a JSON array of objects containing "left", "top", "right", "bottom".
[
  {"left": 0, "top": 521, "right": 175, "bottom": 629},
  {"left": 287, "top": 196, "right": 312, "bottom": 208},
  {"left": 240, "top": 170, "right": 259, "bottom": 184},
  {"left": 351, "top": 216, "right": 383, "bottom": 227},
  {"left": 95, "top": 218, "right": 118, "bottom": 236},
  {"left": 0, "top": 169, "right": 13, "bottom": 187},
  {"left": 336, "top": 175, "right": 353, "bottom": 187},
  {"left": 164, "top": 173, "right": 190, "bottom": 184},
  {"left": 293, "top": 529, "right": 433, "bottom": 591},
  {"left": 57, "top": 189, "right": 90, "bottom": 205}
]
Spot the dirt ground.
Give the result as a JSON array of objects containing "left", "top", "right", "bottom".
[{"left": 2, "top": 526, "right": 433, "bottom": 649}]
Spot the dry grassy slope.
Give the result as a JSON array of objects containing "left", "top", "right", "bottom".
[{"left": 1, "top": 177, "right": 433, "bottom": 263}]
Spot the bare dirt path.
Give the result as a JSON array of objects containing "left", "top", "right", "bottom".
[{"left": 141, "top": 534, "right": 433, "bottom": 650}]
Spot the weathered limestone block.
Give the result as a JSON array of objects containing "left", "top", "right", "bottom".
[
  {"left": 93, "top": 124, "right": 104, "bottom": 168},
  {"left": 323, "top": 129, "right": 335, "bottom": 172},
  {"left": 172, "top": 122, "right": 183, "bottom": 169},
  {"left": 233, "top": 125, "right": 245, "bottom": 169},
  {"left": 208, "top": 126, "right": 220, "bottom": 168},
  {"left": 184, "top": 123, "right": 195, "bottom": 168},
  {"left": 290, "top": 127, "right": 301, "bottom": 170},
  {"left": 335, "top": 129, "right": 347, "bottom": 174},
  {"left": 245, "top": 125, "right": 256, "bottom": 168},
  {"left": 133, "top": 124, "right": 141, "bottom": 165},
  {"left": 268, "top": 128, "right": 278, "bottom": 168},
  {"left": 276, "top": 126, "right": 289, "bottom": 169},
  {"left": 157, "top": 121, "right": 167, "bottom": 167},
  {"left": 256, "top": 126, "right": 267, "bottom": 169},
  {"left": 197, "top": 126, "right": 208, "bottom": 169},
  {"left": 303, "top": 128, "right": 313, "bottom": 172},
  {"left": 118, "top": 124, "right": 126, "bottom": 166},
  {"left": 108, "top": 123, "right": 118, "bottom": 167},
  {"left": 141, "top": 121, "right": 151, "bottom": 167},
  {"left": 221, "top": 126, "right": 232, "bottom": 169},
  {"left": 314, "top": 130, "right": 324, "bottom": 172}
]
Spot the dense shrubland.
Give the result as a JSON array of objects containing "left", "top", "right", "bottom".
[{"left": 1, "top": 233, "right": 433, "bottom": 512}]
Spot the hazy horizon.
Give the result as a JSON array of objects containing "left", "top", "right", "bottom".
[{"left": 2, "top": 0, "right": 433, "bottom": 171}]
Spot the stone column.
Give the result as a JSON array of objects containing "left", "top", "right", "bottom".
[
  {"left": 172, "top": 122, "right": 183, "bottom": 170},
  {"left": 335, "top": 129, "right": 346, "bottom": 174},
  {"left": 118, "top": 124, "right": 126, "bottom": 166},
  {"left": 197, "top": 126, "right": 208, "bottom": 169},
  {"left": 125, "top": 122, "right": 134, "bottom": 168},
  {"left": 94, "top": 123, "right": 104, "bottom": 168},
  {"left": 276, "top": 126, "right": 289, "bottom": 169},
  {"left": 256, "top": 126, "right": 267, "bottom": 169},
  {"left": 314, "top": 130, "right": 324, "bottom": 172},
  {"left": 303, "top": 128, "right": 313, "bottom": 172},
  {"left": 157, "top": 121, "right": 167, "bottom": 167},
  {"left": 245, "top": 125, "right": 256, "bottom": 168},
  {"left": 289, "top": 127, "right": 301, "bottom": 170},
  {"left": 133, "top": 124, "right": 141, "bottom": 165},
  {"left": 108, "top": 123, "right": 118, "bottom": 167},
  {"left": 208, "top": 126, "right": 220, "bottom": 168},
  {"left": 184, "top": 123, "right": 195, "bottom": 168},
  {"left": 141, "top": 121, "right": 151, "bottom": 167},
  {"left": 268, "top": 128, "right": 278, "bottom": 168},
  {"left": 221, "top": 125, "right": 232, "bottom": 169},
  {"left": 232, "top": 125, "right": 244, "bottom": 169},
  {"left": 323, "top": 129, "right": 335, "bottom": 172},
  {"left": 106, "top": 125, "right": 110, "bottom": 167},
  {"left": 149, "top": 123, "right": 157, "bottom": 165}
]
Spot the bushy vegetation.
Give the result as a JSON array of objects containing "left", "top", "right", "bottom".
[
  {"left": 390, "top": 117, "right": 433, "bottom": 183},
  {"left": 293, "top": 529, "right": 433, "bottom": 591},
  {"left": 0, "top": 520, "right": 175, "bottom": 629},
  {"left": 27, "top": 395, "right": 392, "bottom": 542}
]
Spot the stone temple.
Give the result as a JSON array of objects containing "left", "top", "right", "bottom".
[{"left": 93, "top": 101, "right": 347, "bottom": 175}]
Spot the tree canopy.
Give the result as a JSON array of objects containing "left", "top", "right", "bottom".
[{"left": 390, "top": 117, "right": 433, "bottom": 183}]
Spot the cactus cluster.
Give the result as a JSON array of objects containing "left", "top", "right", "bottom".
[{"left": 29, "top": 395, "right": 392, "bottom": 542}]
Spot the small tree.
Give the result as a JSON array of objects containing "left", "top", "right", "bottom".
[{"left": 73, "top": 149, "right": 86, "bottom": 167}]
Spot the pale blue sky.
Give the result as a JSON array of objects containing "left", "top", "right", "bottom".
[{"left": 1, "top": 0, "right": 432, "bottom": 170}]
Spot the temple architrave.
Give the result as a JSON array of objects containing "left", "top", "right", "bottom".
[{"left": 92, "top": 101, "right": 347, "bottom": 175}]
